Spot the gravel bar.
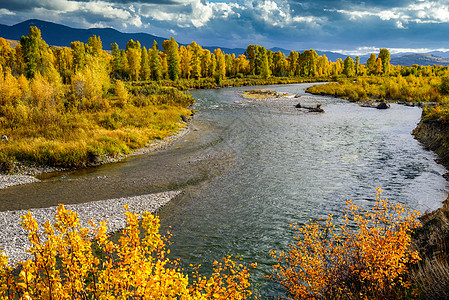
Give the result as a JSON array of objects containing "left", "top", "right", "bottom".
[
  {"left": 0, "top": 190, "right": 182, "bottom": 266},
  {"left": 0, "top": 175, "right": 40, "bottom": 189}
]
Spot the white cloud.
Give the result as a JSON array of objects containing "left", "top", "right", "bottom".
[
  {"left": 330, "top": 1, "right": 449, "bottom": 27},
  {"left": 140, "top": 0, "right": 240, "bottom": 28},
  {"left": 0, "top": 9, "right": 15, "bottom": 16},
  {"left": 333, "top": 46, "right": 449, "bottom": 56},
  {"left": 81, "top": 2, "right": 132, "bottom": 20}
]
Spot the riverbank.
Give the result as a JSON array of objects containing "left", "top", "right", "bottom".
[
  {"left": 0, "top": 190, "right": 182, "bottom": 266},
  {"left": 0, "top": 125, "right": 190, "bottom": 190}
]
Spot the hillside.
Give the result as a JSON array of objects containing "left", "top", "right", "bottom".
[
  {"left": 390, "top": 53, "right": 449, "bottom": 66},
  {"left": 0, "top": 19, "right": 166, "bottom": 50}
]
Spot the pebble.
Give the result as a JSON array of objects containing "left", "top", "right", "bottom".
[{"left": 0, "top": 190, "right": 182, "bottom": 266}]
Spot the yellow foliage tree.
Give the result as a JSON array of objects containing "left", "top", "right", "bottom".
[
  {"left": 0, "top": 205, "right": 256, "bottom": 299},
  {"left": 271, "top": 188, "right": 421, "bottom": 300}
]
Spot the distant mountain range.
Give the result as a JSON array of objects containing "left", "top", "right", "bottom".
[
  {"left": 1, "top": 19, "right": 449, "bottom": 66},
  {"left": 390, "top": 53, "right": 449, "bottom": 66}
]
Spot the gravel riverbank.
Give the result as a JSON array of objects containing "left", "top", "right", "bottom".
[
  {"left": 0, "top": 126, "right": 190, "bottom": 190},
  {"left": 0, "top": 190, "right": 182, "bottom": 266}
]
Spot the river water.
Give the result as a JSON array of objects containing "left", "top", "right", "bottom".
[
  {"left": 158, "top": 83, "right": 448, "bottom": 297},
  {"left": 1, "top": 83, "right": 447, "bottom": 297}
]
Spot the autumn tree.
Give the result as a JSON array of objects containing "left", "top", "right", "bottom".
[
  {"left": 299, "top": 49, "right": 318, "bottom": 77},
  {"left": 189, "top": 41, "right": 202, "bottom": 79},
  {"left": 245, "top": 44, "right": 257, "bottom": 75},
  {"left": 215, "top": 48, "right": 226, "bottom": 84},
  {"left": 367, "top": 53, "right": 377, "bottom": 74},
  {"left": 53, "top": 47, "right": 73, "bottom": 84},
  {"left": 71, "top": 41, "right": 86, "bottom": 73},
  {"left": 179, "top": 45, "right": 191, "bottom": 79},
  {"left": 285, "top": 51, "right": 298, "bottom": 76},
  {"left": 87, "top": 35, "right": 103, "bottom": 57},
  {"left": 260, "top": 47, "right": 271, "bottom": 78},
  {"left": 376, "top": 57, "right": 383, "bottom": 74},
  {"left": 271, "top": 51, "right": 286, "bottom": 76},
  {"left": 126, "top": 39, "right": 142, "bottom": 81},
  {"left": 0, "top": 38, "right": 13, "bottom": 72},
  {"left": 317, "top": 54, "right": 329, "bottom": 77},
  {"left": 343, "top": 56, "right": 355, "bottom": 77},
  {"left": 378, "top": 48, "right": 391, "bottom": 75}
]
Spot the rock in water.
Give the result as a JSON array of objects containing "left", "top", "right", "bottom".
[{"left": 376, "top": 102, "right": 390, "bottom": 109}]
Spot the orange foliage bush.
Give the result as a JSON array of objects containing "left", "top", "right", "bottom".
[
  {"left": 0, "top": 205, "right": 256, "bottom": 299},
  {"left": 270, "top": 188, "right": 421, "bottom": 299}
]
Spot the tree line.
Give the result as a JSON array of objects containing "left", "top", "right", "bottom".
[{"left": 0, "top": 26, "right": 395, "bottom": 88}]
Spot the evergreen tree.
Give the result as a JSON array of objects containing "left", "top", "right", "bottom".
[
  {"left": 355, "top": 56, "right": 360, "bottom": 75},
  {"left": 111, "top": 42, "right": 125, "bottom": 79},
  {"left": 150, "top": 41, "right": 163, "bottom": 81},
  {"left": 20, "top": 26, "right": 47, "bottom": 78},
  {"left": 140, "top": 46, "right": 150, "bottom": 80},
  {"left": 163, "top": 37, "right": 180, "bottom": 81}
]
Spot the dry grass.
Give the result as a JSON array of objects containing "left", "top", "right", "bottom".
[{"left": 411, "top": 198, "right": 449, "bottom": 299}]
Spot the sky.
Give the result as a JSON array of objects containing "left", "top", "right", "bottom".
[{"left": 1, "top": 0, "right": 449, "bottom": 54}]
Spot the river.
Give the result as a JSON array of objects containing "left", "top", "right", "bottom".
[{"left": 1, "top": 83, "right": 447, "bottom": 298}]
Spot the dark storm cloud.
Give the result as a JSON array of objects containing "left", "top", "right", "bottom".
[{"left": 2, "top": 0, "right": 449, "bottom": 53}]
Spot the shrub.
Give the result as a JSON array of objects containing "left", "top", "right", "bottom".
[
  {"left": 270, "top": 188, "right": 421, "bottom": 299},
  {"left": 0, "top": 205, "right": 256, "bottom": 299}
]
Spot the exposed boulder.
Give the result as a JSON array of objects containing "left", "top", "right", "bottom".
[{"left": 376, "top": 102, "right": 390, "bottom": 109}]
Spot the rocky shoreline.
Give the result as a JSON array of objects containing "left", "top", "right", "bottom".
[
  {"left": 0, "top": 190, "right": 182, "bottom": 266},
  {"left": 0, "top": 126, "right": 190, "bottom": 265}
]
